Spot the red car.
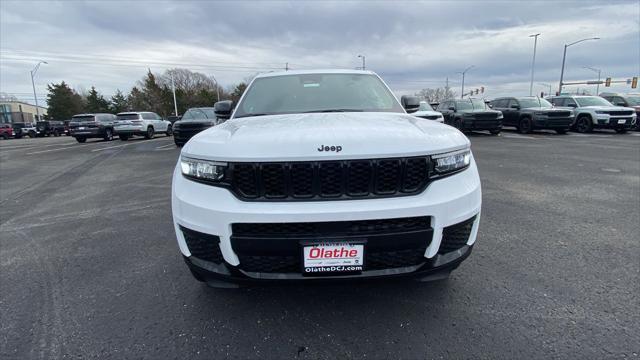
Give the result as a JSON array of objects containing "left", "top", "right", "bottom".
[{"left": 0, "top": 123, "right": 14, "bottom": 139}]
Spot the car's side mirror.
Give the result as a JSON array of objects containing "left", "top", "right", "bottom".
[
  {"left": 214, "top": 100, "right": 233, "bottom": 119},
  {"left": 567, "top": 103, "right": 577, "bottom": 108},
  {"left": 448, "top": 106, "right": 456, "bottom": 111},
  {"left": 400, "top": 95, "right": 420, "bottom": 113},
  {"left": 615, "top": 102, "right": 626, "bottom": 106},
  {"left": 510, "top": 104, "right": 520, "bottom": 109}
]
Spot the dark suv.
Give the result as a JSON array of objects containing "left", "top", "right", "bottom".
[
  {"left": 490, "top": 97, "right": 573, "bottom": 134},
  {"left": 69, "top": 113, "right": 117, "bottom": 143},
  {"left": 172, "top": 107, "right": 220, "bottom": 146},
  {"left": 600, "top": 93, "right": 640, "bottom": 130},
  {"left": 436, "top": 98, "right": 503, "bottom": 135},
  {"left": 36, "top": 121, "right": 65, "bottom": 137}
]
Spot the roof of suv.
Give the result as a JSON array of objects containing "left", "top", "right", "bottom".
[{"left": 255, "top": 69, "right": 375, "bottom": 79}]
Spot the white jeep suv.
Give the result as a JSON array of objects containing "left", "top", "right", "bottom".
[
  {"left": 114, "top": 111, "right": 173, "bottom": 140},
  {"left": 412, "top": 101, "right": 444, "bottom": 123},
  {"left": 547, "top": 95, "right": 637, "bottom": 133},
  {"left": 172, "top": 70, "right": 482, "bottom": 287}
]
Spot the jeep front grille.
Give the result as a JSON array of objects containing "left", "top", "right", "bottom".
[{"left": 227, "top": 156, "right": 431, "bottom": 201}]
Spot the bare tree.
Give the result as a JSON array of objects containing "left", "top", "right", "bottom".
[{"left": 415, "top": 87, "right": 457, "bottom": 103}]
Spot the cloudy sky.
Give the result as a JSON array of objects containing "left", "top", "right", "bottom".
[{"left": 1, "top": 0, "right": 639, "bottom": 105}]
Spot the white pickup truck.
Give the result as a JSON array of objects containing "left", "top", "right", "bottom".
[{"left": 113, "top": 112, "right": 172, "bottom": 140}]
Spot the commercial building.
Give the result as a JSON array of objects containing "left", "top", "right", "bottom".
[{"left": 0, "top": 101, "right": 48, "bottom": 124}]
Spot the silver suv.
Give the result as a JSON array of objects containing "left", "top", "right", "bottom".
[
  {"left": 547, "top": 95, "right": 637, "bottom": 133},
  {"left": 114, "top": 112, "right": 173, "bottom": 140}
]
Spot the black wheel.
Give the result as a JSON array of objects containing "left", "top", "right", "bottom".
[
  {"left": 103, "top": 128, "right": 113, "bottom": 141},
  {"left": 144, "top": 126, "right": 155, "bottom": 139},
  {"left": 14, "top": 134, "right": 22, "bottom": 139},
  {"left": 518, "top": 117, "right": 532, "bottom": 134},
  {"left": 174, "top": 139, "right": 184, "bottom": 147},
  {"left": 165, "top": 125, "right": 173, "bottom": 136},
  {"left": 53, "top": 130, "right": 60, "bottom": 137},
  {"left": 75, "top": 137, "right": 86, "bottom": 143},
  {"left": 576, "top": 116, "right": 593, "bottom": 133},
  {"left": 489, "top": 129, "right": 501, "bottom": 135},
  {"left": 555, "top": 129, "right": 568, "bottom": 134},
  {"left": 28, "top": 131, "right": 36, "bottom": 138},
  {"left": 454, "top": 118, "right": 464, "bottom": 131},
  {"left": 615, "top": 129, "right": 627, "bottom": 134},
  {"left": 119, "top": 134, "right": 129, "bottom": 141}
]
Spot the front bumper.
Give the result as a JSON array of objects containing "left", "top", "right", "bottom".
[
  {"left": 173, "top": 127, "right": 208, "bottom": 143},
  {"left": 172, "top": 155, "right": 482, "bottom": 283},
  {"left": 594, "top": 115, "right": 636, "bottom": 130}
]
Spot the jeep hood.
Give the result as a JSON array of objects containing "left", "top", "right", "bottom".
[{"left": 182, "top": 112, "right": 469, "bottom": 162}]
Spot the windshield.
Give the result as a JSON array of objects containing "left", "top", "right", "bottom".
[
  {"left": 518, "top": 98, "right": 552, "bottom": 108},
  {"left": 116, "top": 114, "right": 141, "bottom": 120},
  {"left": 234, "top": 73, "right": 404, "bottom": 118},
  {"left": 72, "top": 115, "right": 95, "bottom": 122},
  {"left": 456, "top": 99, "right": 486, "bottom": 110},
  {"left": 575, "top": 97, "right": 612, "bottom": 107},
  {"left": 626, "top": 96, "right": 640, "bottom": 106},
  {"left": 418, "top": 102, "right": 434, "bottom": 111}
]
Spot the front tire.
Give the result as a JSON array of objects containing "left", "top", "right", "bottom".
[
  {"left": 165, "top": 125, "right": 172, "bottom": 136},
  {"left": 489, "top": 129, "right": 501, "bottom": 135},
  {"left": 75, "top": 137, "right": 86, "bottom": 143},
  {"left": 53, "top": 130, "right": 60, "bottom": 137},
  {"left": 144, "top": 126, "right": 154, "bottom": 139},
  {"left": 28, "top": 131, "right": 36, "bottom": 138},
  {"left": 1, "top": 134, "right": 8, "bottom": 140},
  {"left": 518, "top": 117, "right": 532, "bottom": 134},
  {"left": 103, "top": 128, "right": 113, "bottom": 141},
  {"left": 576, "top": 116, "right": 593, "bottom": 133},
  {"left": 119, "top": 134, "right": 130, "bottom": 141},
  {"left": 174, "top": 139, "right": 184, "bottom": 147}
]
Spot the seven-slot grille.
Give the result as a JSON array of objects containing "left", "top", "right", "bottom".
[
  {"left": 608, "top": 110, "right": 634, "bottom": 116},
  {"left": 472, "top": 113, "right": 499, "bottom": 120},
  {"left": 229, "top": 156, "right": 430, "bottom": 201},
  {"left": 546, "top": 111, "right": 571, "bottom": 117}
]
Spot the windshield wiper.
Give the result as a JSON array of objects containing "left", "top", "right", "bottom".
[
  {"left": 234, "top": 113, "right": 272, "bottom": 118},
  {"left": 303, "top": 109, "right": 364, "bottom": 113}
]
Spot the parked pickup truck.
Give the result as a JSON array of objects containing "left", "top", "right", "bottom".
[
  {"left": 69, "top": 113, "right": 118, "bottom": 142},
  {"left": 0, "top": 123, "right": 14, "bottom": 139},
  {"left": 12, "top": 123, "right": 37, "bottom": 138},
  {"left": 114, "top": 112, "right": 172, "bottom": 140}
]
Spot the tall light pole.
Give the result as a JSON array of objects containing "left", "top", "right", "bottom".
[
  {"left": 210, "top": 73, "right": 220, "bottom": 102},
  {"left": 30, "top": 60, "right": 47, "bottom": 122},
  {"left": 457, "top": 65, "right": 475, "bottom": 99},
  {"left": 538, "top": 82, "right": 552, "bottom": 97},
  {"left": 558, "top": 37, "right": 600, "bottom": 94},
  {"left": 170, "top": 71, "right": 178, "bottom": 116},
  {"left": 529, "top": 33, "right": 540, "bottom": 96},
  {"left": 357, "top": 54, "right": 365, "bottom": 70},
  {"left": 583, "top": 66, "right": 602, "bottom": 95}
]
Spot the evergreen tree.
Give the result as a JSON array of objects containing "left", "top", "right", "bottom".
[
  {"left": 110, "top": 89, "right": 129, "bottom": 113},
  {"left": 85, "top": 86, "right": 110, "bottom": 113},
  {"left": 46, "top": 81, "right": 84, "bottom": 120}
]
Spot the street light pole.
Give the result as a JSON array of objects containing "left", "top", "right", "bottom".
[
  {"left": 357, "top": 55, "right": 365, "bottom": 70},
  {"left": 170, "top": 71, "right": 178, "bottom": 116},
  {"left": 457, "top": 65, "right": 475, "bottom": 99},
  {"left": 583, "top": 66, "right": 602, "bottom": 95},
  {"left": 210, "top": 73, "right": 220, "bottom": 102},
  {"left": 30, "top": 60, "right": 47, "bottom": 122},
  {"left": 558, "top": 37, "right": 600, "bottom": 94},
  {"left": 529, "top": 33, "right": 540, "bottom": 96}
]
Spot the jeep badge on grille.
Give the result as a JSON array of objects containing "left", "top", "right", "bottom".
[{"left": 317, "top": 145, "right": 342, "bottom": 153}]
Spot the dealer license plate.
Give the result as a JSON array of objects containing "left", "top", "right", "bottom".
[
  {"left": 302, "top": 242, "right": 364, "bottom": 275},
  {"left": 78, "top": 127, "right": 85, "bottom": 130},
  {"left": 618, "top": 119, "right": 627, "bottom": 124}
]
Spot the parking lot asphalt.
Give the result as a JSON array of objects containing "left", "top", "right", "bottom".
[{"left": 1, "top": 130, "right": 639, "bottom": 359}]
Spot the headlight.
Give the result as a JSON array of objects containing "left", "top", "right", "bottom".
[
  {"left": 595, "top": 111, "right": 607, "bottom": 114},
  {"left": 533, "top": 112, "right": 546, "bottom": 115},
  {"left": 496, "top": 113, "right": 503, "bottom": 119},
  {"left": 180, "top": 156, "right": 227, "bottom": 182},
  {"left": 432, "top": 149, "right": 471, "bottom": 174}
]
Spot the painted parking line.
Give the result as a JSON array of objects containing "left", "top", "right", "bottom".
[
  {"left": 91, "top": 137, "right": 171, "bottom": 152},
  {"left": 0, "top": 141, "right": 77, "bottom": 151},
  {"left": 501, "top": 133, "right": 537, "bottom": 140},
  {"left": 26, "top": 142, "right": 96, "bottom": 155},
  {"left": 155, "top": 143, "right": 174, "bottom": 149}
]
